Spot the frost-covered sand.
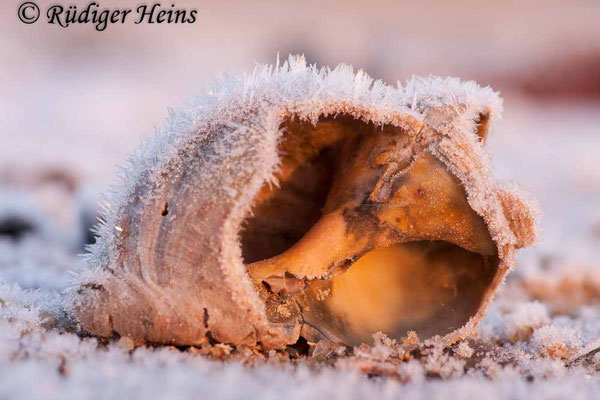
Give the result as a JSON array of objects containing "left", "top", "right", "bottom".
[
  {"left": 1, "top": 97, "right": 599, "bottom": 399},
  {"left": 2, "top": 0, "right": 600, "bottom": 396}
]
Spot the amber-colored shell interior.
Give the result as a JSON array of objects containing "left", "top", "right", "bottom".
[{"left": 242, "top": 115, "right": 499, "bottom": 345}]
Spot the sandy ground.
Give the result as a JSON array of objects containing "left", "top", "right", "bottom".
[
  {"left": 1, "top": 1, "right": 600, "bottom": 398},
  {"left": 1, "top": 93, "right": 600, "bottom": 399}
]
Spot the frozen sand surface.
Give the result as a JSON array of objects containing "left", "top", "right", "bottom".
[
  {"left": 1, "top": 100, "right": 599, "bottom": 399},
  {"left": 1, "top": 0, "right": 600, "bottom": 396}
]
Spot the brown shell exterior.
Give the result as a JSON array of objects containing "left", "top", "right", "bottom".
[{"left": 68, "top": 57, "right": 538, "bottom": 349}]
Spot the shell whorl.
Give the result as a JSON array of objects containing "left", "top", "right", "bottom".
[{"left": 66, "top": 55, "right": 537, "bottom": 349}]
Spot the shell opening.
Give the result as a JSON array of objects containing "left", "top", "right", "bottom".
[{"left": 241, "top": 115, "right": 500, "bottom": 345}]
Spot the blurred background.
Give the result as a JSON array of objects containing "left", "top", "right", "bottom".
[{"left": 0, "top": 0, "right": 599, "bottom": 296}]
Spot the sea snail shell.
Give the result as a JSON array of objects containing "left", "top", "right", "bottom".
[{"left": 67, "top": 56, "right": 538, "bottom": 350}]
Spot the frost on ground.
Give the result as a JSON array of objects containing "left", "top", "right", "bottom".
[{"left": 0, "top": 101, "right": 599, "bottom": 399}]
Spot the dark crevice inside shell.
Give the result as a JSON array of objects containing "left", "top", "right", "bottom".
[
  {"left": 241, "top": 115, "right": 500, "bottom": 345},
  {"left": 241, "top": 144, "right": 336, "bottom": 263}
]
